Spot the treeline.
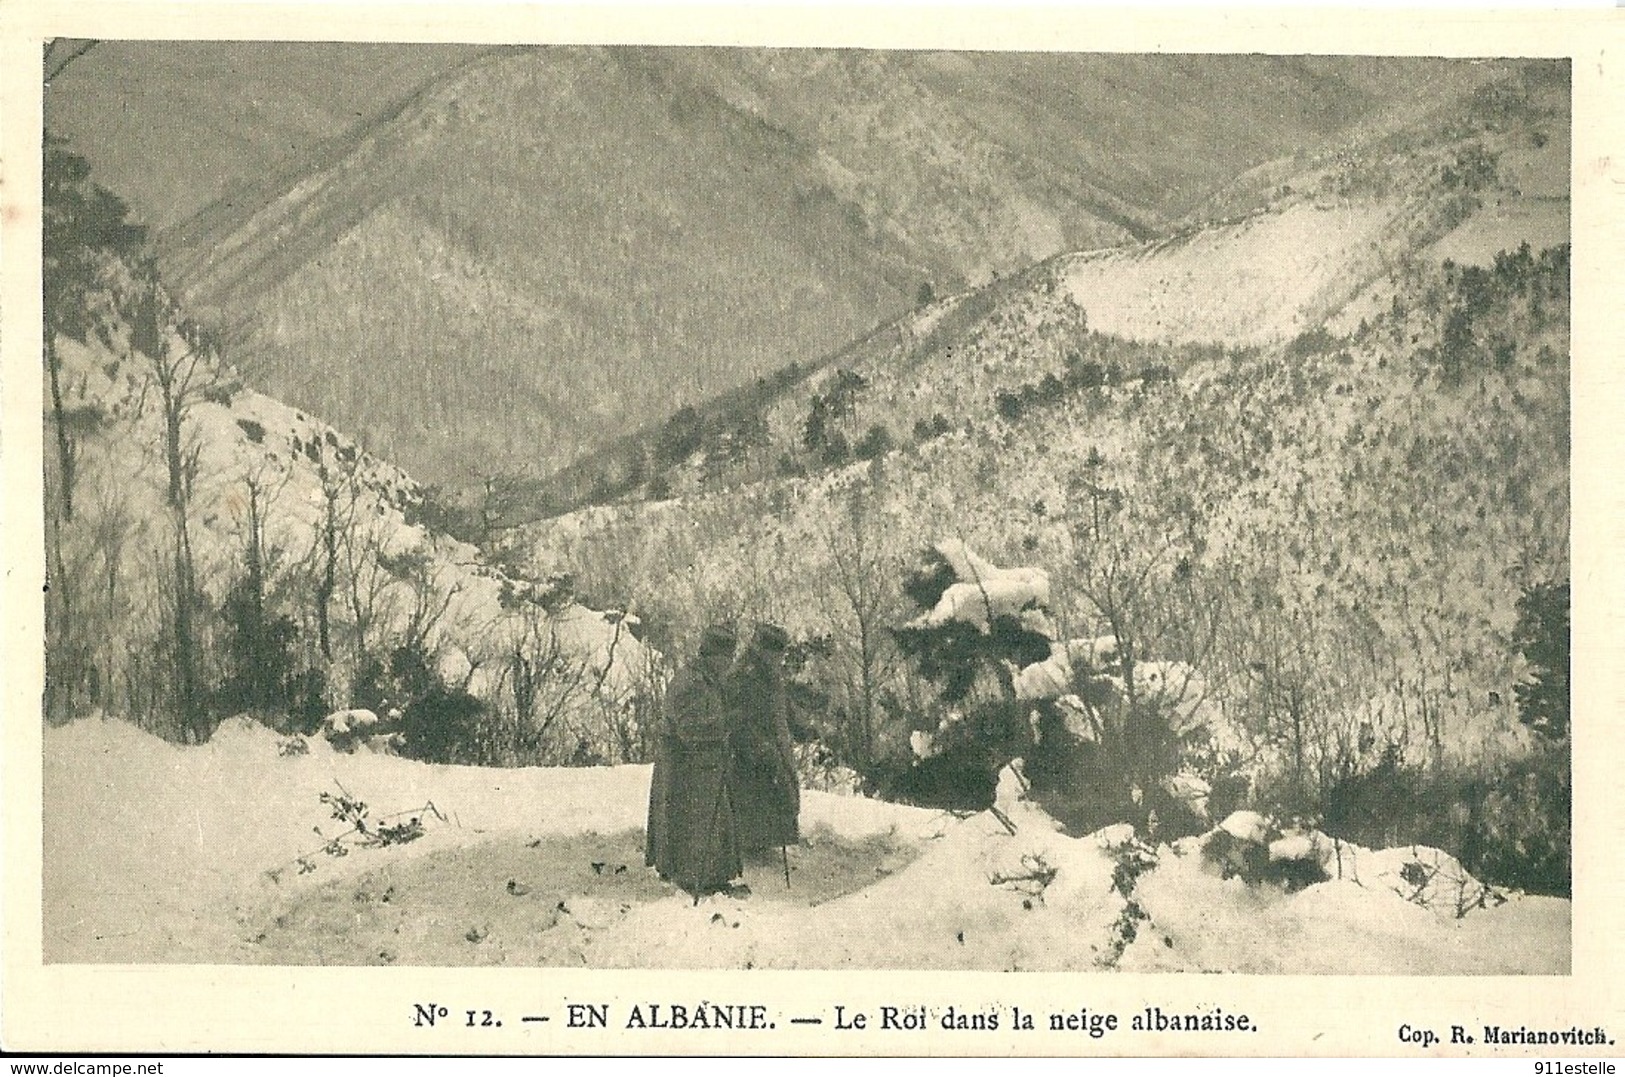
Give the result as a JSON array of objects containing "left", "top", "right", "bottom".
[
  {"left": 991, "top": 339, "right": 1213, "bottom": 425},
  {"left": 1417, "top": 242, "right": 1570, "bottom": 387},
  {"left": 517, "top": 314, "right": 924, "bottom": 523}
]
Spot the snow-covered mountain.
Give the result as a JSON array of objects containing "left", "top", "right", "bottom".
[
  {"left": 510, "top": 61, "right": 1569, "bottom": 852},
  {"left": 46, "top": 46, "right": 1514, "bottom": 489},
  {"left": 37, "top": 56, "right": 1572, "bottom": 978}
]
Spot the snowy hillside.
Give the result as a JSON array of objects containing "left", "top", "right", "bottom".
[
  {"left": 535, "top": 59, "right": 1568, "bottom": 522},
  {"left": 521, "top": 215, "right": 1569, "bottom": 773},
  {"left": 37, "top": 55, "right": 1572, "bottom": 981},
  {"left": 48, "top": 47, "right": 1516, "bottom": 489},
  {"left": 505, "top": 64, "right": 1570, "bottom": 910},
  {"left": 42, "top": 212, "right": 655, "bottom": 765},
  {"left": 44, "top": 717, "right": 1566, "bottom": 972}
]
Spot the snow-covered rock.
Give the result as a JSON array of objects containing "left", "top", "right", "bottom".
[
  {"left": 1013, "top": 649, "right": 1072, "bottom": 700},
  {"left": 1268, "top": 831, "right": 1324, "bottom": 865},
  {"left": 321, "top": 708, "right": 381, "bottom": 737}
]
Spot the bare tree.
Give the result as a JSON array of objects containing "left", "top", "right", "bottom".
[
  {"left": 40, "top": 138, "right": 145, "bottom": 720},
  {"left": 1061, "top": 453, "right": 1236, "bottom": 823},
  {"left": 388, "top": 544, "right": 462, "bottom": 660},
  {"left": 219, "top": 463, "right": 299, "bottom": 717},
  {"left": 126, "top": 268, "right": 225, "bottom": 741},
  {"left": 337, "top": 489, "right": 400, "bottom": 665},
  {"left": 817, "top": 477, "right": 906, "bottom": 767},
  {"left": 486, "top": 611, "right": 594, "bottom": 766},
  {"left": 128, "top": 268, "right": 225, "bottom": 509},
  {"left": 312, "top": 461, "right": 347, "bottom": 662}
]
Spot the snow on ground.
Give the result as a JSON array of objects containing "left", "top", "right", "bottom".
[
  {"left": 1121, "top": 848, "right": 1570, "bottom": 975},
  {"left": 1062, "top": 201, "right": 1396, "bottom": 346},
  {"left": 43, "top": 717, "right": 1568, "bottom": 972},
  {"left": 42, "top": 716, "right": 939, "bottom": 965}
]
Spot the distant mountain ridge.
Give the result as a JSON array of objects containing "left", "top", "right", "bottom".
[{"left": 46, "top": 47, "right": 1510, "bottom": 491}]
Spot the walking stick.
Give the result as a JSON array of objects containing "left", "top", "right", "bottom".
[{"left": 781, "top": 844, "right": 791, "bottom": 889}]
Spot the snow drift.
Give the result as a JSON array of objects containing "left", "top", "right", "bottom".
[{"left": 44, "top": 717, "right": 1567, "bottom": 972}]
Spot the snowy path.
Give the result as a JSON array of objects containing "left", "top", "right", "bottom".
[{"left": 43, "top": 718, "right": 1567, "bottom": 972}]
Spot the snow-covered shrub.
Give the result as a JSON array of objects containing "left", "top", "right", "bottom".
[
  {"left": 885, "top": 539, "right": 1232, "bottom": 838},
  {"left": 1200, "top": 813, "right": 1329, "bottom": 892}
]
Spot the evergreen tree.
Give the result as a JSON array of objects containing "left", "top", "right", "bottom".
[{"left": 1513, "top": 579, "right": 1569, "bottom": 739}]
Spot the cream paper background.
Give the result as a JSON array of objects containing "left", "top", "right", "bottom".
[{"left": 1, "top": 2, "right": 1620, "bottom": 1057}]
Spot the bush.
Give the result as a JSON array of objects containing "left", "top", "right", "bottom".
[
  {"left": 820, "top": 429, "right": 851, "bottom": 466},
  {"left": 215, "top": 571, "right": 304, "bottom": 723},
  {"left": 1468, "top": 746, "right": 1570, "bottom": 897},
  {"left": 1320, "top": 742, "right": 1571, "bottom": 897},
  {"left": 855, "top": 423, "right": 893, "bottom": 460},
  {"left": 1440, "top": 144, "right": 1500, "bottom": 192},
  {"left": 995, "top": 390, "right": 1026, "bottom": 423},
  {"left": 396, "top": 683, "right": 488, "bottom": 763},
  {"left": 912, "top": 413, "right": 953, "bottom": 442},
  {"left": 1321, "top": 743, "right": 1427, "bottom": 850},
  {"left": 1286, "top": 326, "right": 1338, "bottom": 358}
]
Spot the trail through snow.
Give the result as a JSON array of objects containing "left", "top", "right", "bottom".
[{"left": 43, "top": 717, "right": 1567, "bottom": 972}]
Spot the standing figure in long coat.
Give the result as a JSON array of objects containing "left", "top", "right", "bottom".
[
  {"left": 645, "top": 624, "right": 743, "bottom": 896},
  {"left": 727, "top": 624, "right": 801, "bottom": 859}
]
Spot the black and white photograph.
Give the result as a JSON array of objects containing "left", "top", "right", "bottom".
[{"left": 5, "top": 3, "right": 1619, "bottom": 1058}]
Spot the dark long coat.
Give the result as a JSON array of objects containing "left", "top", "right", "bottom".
[
  {"left": 645, "top": 661, "right": 742, "bottom": 894},
  {"left": 726, "top": 652, "right": 801, "bottom": 856}
]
